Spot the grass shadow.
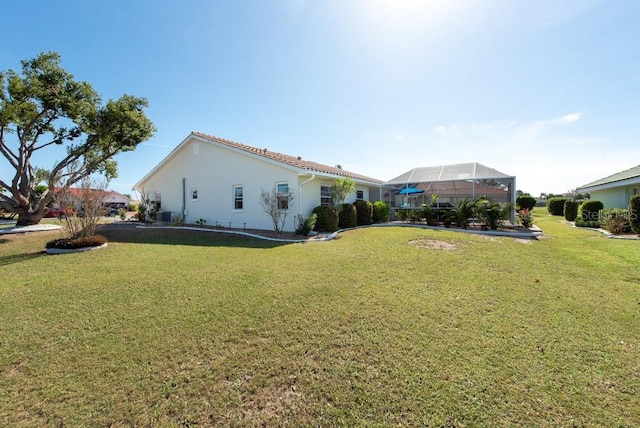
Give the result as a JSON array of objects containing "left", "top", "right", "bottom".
[
  {"left": 97, "top": 223, "right": 297, "bottom": 249},
  {"left": 0, "top": 250, "right": 47, "bottom": 266}
]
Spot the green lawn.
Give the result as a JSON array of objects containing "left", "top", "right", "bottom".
[{"left": 1, "top": 210, "right": 638, "bottom": 427}]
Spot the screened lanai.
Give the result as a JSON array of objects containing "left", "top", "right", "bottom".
[{"left": 383, "top": 162, "right": 516, "bottom": 221}]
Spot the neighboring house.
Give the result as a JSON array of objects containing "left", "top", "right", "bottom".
[
  {"left": 133, "top": 132, "right": 384, "bottom": 232},
  {"left": 52, "top": 188, "right": 135, "bottom": 211},
  {"left": 576, "top": 164, "right": 640, "bottom": 209}
]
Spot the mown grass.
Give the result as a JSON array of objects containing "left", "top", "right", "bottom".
[{"left": 1, "top": 210, "right": 639, "bottom": 427}]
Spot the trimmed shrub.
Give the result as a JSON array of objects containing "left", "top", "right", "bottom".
[
  {"left": 46, "top": 234, "right": 107, "bottom": 249},
  {"left": 338, "top": 203, "right": 357, "bottom": 228},
  {"left": 599, "top": 208, "right": 631, "bottom": 235},
  {"left": 564, "top": 200, "right": 579, "bottom": 221},
  {"left": 547, "top": 197, "right": 568, "bottom": 216},
  {"left": 629, "top": 195, "right": 640, "bottom": 234},
  {"left": 312, "top": 205, "right": 339, "bottom": 232},
  {"left": 372, "top": 201, "right": 390, "bottom": 223},
  {"left": 353, "top": 200, "right": 373, "bottom": 226},
  {"left": 579, "top": 200, "right": 604, "bottom": 222},
  {"left": 516, "top": 195, "right": 536, "bottom": 211}
]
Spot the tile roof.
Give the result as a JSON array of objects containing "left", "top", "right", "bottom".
[
  {"left": 577, "top": 164, "right": 640, "bottom": 190},
  {"left": 191, "top": 132, "right": 383, "bottom": 184}
]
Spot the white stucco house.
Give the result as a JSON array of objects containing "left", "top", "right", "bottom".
[
  {"left": 576, "top": 164, "right": 640, "bottom": 209},
  {"left": 133, "top": 132, "right": 383, "bottom": 232}
]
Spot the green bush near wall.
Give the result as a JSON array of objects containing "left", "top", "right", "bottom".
[
  {"left": 629, "top": 195, "right": 640, "bottom": 233},
  {"left": 579, "top": 200, "right": 604, "bottom": 222},
  {"left": 338, "top": 204, "right": 357, "bottom": 228},
  {"left": 312, "top": 206, "right": 339, "bottom": 232},
  {"left": 353, "top": 200, "right": 373, "bottom": 226},
  {"left": 372, "top": 201, "right": 390, "bottom": 223}
]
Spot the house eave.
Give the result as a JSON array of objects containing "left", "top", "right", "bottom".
[{"left": 577, "top": 176, "right": 640, "bottom": 193}]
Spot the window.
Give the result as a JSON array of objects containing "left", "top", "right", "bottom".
[
  {"left": 233, "top": 185, "right": 243, "bottom": 210},
  {"left": 356, "top": 190, "right": 364, "bottom": 200},
  {"left": 277, "top": 183, "right": 289, "bottom": 210},
  {"left": 154, "top": 192, "right": 161, "bottom": 210},
  {"left": 193, "top": 143, "right": 199, "bottom": 155},
  {"left": 321, "top": 185, "right": 332, "bottom": 206}
]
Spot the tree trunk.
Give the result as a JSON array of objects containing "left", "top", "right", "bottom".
[{"left": 15, "top": 209, "right": 45, "bottom": 227}]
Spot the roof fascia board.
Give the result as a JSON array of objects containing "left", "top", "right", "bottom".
[
  {"left": 133, "top": 133, "right": 194, "bottom": 190},
  {"left": 577, "top": 176, "right": 640, "bottom": 193}
]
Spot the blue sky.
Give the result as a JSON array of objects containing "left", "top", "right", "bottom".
[{"left": 2, "top": 0, "right": 640, "bottom": 198}]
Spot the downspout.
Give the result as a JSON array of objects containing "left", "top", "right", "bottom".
[
  {"left": 298, "top": 173, "right": 316, "bottom": 228},
  {"left": 182, "top": 177, "right": 187, "bottom": 220}
]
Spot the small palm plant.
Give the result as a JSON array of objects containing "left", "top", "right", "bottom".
[
  {"left": 452, "top": 198, "right": 475, "bottom": 229},
  {"left": 476, "top": 198, "right": 511, "bottom": 230}
]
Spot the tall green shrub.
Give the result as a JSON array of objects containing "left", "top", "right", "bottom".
[
  {"left": 516, "top": 195, "right": 536, "bottom": 210},
  {"left": 547, "top": 197, "right": 568, "bottom": 216},
  {"left": 629, "top": 195, "right": 640, "bottom": 233},
  {"left": 312, "top": 206, "right": 339, "bottom": 232},
  {"left": 372, "top": 201, "right": 390, "bottom": 223},
  {"left": 338, "top": 203, "right": 357, "bottom": 228},
  {"left": 353, "top": 200, "right": 373, "bottom": 226},
  {"left": 563, "top": 200, "right": 578, "bottom": 221},
  {"left": 579, "top": 200, "right": 604, "bottom": 222}
]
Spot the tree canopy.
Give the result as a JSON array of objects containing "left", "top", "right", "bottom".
[{"left": 0, "top": 52, "right": 155, "bottom": 226}]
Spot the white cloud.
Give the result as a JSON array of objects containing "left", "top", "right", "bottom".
[{"left": 557, "top": 112, "right": 582, "bottom": 124}]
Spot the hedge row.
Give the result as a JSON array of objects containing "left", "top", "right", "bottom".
[{"left": 313, "top": 201, "right": 390, "bottom": 232}]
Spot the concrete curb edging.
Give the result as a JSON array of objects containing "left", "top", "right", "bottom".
[
  {"left": 46, "top": 243, "right": 108, "bottom": 255},
  {"left": 137, "top": 225, "right": 337, "bottom": 243}
]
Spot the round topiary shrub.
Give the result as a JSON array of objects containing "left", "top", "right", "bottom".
[
  {"left": 547, "top": 197, "right": 568, "bottom": 216},
  {"left": 629, "top": 195, "right": 640, "bottom": 233},
  {"left": 579, "top": 200, "right": 604, "bottom": 222},
  {"left": 516, "top": 195, "right": 536, "bottom": 211},
  {"left": 353, "top": 200, "right": 373, "bottom": 226},
  {"left": 563, "top": 200, "right": 579, "bottom": 221},
  {"left": 312, "top": 205, "right": 339, "bottom": 232},
  {"left": 372, "top": 201, "right": 390, "bottom": 223},
  {"left": 338, "top": 203, "right": 357, "bottom": 228}
]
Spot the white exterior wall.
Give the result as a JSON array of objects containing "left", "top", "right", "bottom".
[
  {"left": 136, "top": 136, "right": 383, "bottom": 232},
  {"left": 138, "top": 139, "right": 302, "bottom": 231}
]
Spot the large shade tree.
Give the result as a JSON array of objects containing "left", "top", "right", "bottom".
[{"left": 0, "top": 52, "right": 155, "bottom": 226}]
